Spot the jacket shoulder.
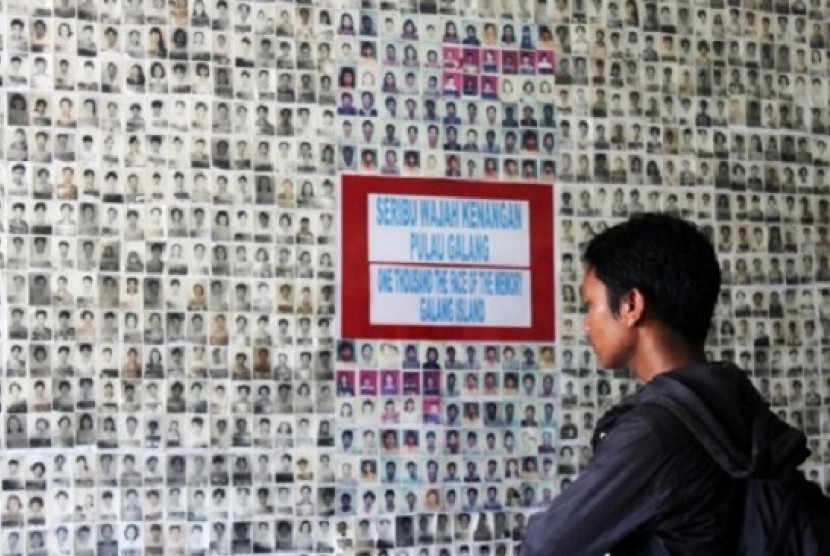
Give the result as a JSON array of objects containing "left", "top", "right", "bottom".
[{"left": 594, "top": 398, "right": 697, "bottom": 459}]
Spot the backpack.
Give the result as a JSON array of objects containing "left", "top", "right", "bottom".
[
  {"left": 736, "top": 454, "right": 830, "bottom": 556},
  {"left": 642, "top": 402, "right": 830, "bottom": 556}
]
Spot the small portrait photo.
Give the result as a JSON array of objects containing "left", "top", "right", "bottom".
[
  {"left": 377, "top": 342, "right": 400, "bottom": 367},
  {"left": 358, "top": 370, "right": 378, "bottom": 396},
  {"left": 461, "top": 74, "right": 479, "bottom": 97},
  {"left": 357, "top": 342, "right": 377, "bottom": 368},
  {"left": 336, "top": 339, "right": 356, "bottom": 365},
  {"left": 442, "top": 45, "right": 463, "bottom": 70},
  {"left": 379, "top": 370, "right": 400, "bottom": 395},
  {"left": 441, "top": 71, "right": 461, "bottom": 97},
  {"left": 422, "top": 370, "right": 440, "bottom": 395},
  {"left": 401, "top": 370, "right": 420, "bottom": 395},
  {"left": 336, "top": 369, "right": 356, "bottom": 396}
]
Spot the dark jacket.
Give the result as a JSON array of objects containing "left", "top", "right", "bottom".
[{"left": 522, "top": 363, "right": 809, "bottom": 556}]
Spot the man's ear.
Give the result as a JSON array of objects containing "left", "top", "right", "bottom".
[{"left": 620, "top": 288, "right": 647, "bottom": 327}]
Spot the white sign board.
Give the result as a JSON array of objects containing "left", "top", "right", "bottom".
[{"left": 367, "top": 194, "right": 533, "bottom": 327}]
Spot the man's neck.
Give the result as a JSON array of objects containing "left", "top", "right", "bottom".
[{"left": 629, "top": 329, "right": 707, "bottom": 383}]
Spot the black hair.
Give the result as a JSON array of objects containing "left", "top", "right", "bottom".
[{"left": 584, "top": 213, "right": 720, "bottom": 345}]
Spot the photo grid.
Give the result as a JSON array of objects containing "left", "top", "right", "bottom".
[
  {"left": 549, "top": 0, "right": 830, "bottom": 510},
  {"left": 1, "top": 0, "right": 340, "bottom": 552},
  {"left": 0, "top": 0, "right": 826, "bottom": 553},
  {"left": 334, "top": 3, "right": 557, "bottom": 182},
  {"left": 332, "top": 339, "right": 558, "bottom": 553}
]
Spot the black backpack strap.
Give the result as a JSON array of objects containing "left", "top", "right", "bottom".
[
  {"left": 765, "top": 489, "right": 798, "bottom": 556},
  {"left": 638, "top": 402, "right": 756, "bottom": 555},
  {"left": 632, "top": 402, "right": 688, "bottom": 451}
]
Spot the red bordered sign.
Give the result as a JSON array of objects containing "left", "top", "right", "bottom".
[{"left": 339, "top": 175, "right": 555, "bottom": 341}]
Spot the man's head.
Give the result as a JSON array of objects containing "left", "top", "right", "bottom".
[{"left": 581, "top": 214, "right": 720, "bottom": 376}]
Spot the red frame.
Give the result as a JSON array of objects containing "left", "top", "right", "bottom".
[{"left": 340, "top": 174, "right": 555, "bottom": 341}]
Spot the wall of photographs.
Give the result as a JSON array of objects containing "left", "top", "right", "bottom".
[{"left": 0, "top": 0, "right": 829, "bottom": 553}]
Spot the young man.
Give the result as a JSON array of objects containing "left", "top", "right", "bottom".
[{"left": 523, "top": 214, "right": 819, "bottom": 555}]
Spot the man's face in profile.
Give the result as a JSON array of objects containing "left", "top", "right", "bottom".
[{"left": 579, "top": 269, "right": 636, "bottom": 369}]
